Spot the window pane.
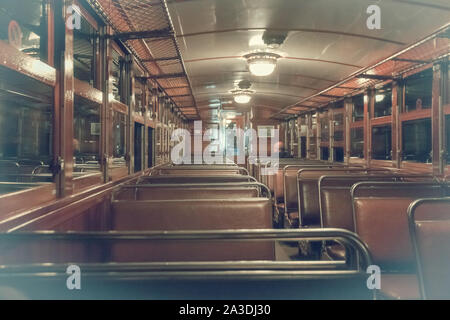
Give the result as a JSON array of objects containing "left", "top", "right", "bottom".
[
  {"left": 352, "top": 94, "right": 364, "bottom": 122},
  {"left": 134, "top": 79, "right": 144, "bottom": 114},
  {"left": 402, "top": 118, "right": 432, "bottom": 163},
  {"left": 0, "top": 67, "right": 53, "bottom": 193},
  {"left": 73, "top": 15, "right": 98, "bottom": 87},
  {"left": 0, "top": 0, "right": 48, "bottom": 61},
  {"left": 350, "top": 127, "right": 364, "bottom": 158},
  {"left": 372, "top": 125, "right": 392, "bottom": 160},
  {"left": 333, "top": 113, "right": 344, "bottom": 142},
  {"left": 73, "top": 96, "right": 101, "bottom": 174},
  {"left": 404, "top": 68, "right": 432, "bottom": 112},
  {"left": 112, "top": 111, "right": 126, "bottom": 167},
  {"left": 374, "top": 86, "right": 392, "bottom": 117},
  {"left": 320, "top": 115, "right": 329, "bottom": 143},
  {"left": 320, "top": 147, "right": 329, "bottom": 161},
  {"left": 111, "top": 49, "right": 123, "bottom": 102},
  {"left": 334, "top": 147, "right": 344, "bottom": 162}
]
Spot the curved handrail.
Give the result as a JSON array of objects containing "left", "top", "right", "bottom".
[
  {"left": 0, "top": 228, "right": 372, "bottom": 279},
  {"left": 116, "top": 182, "right": 272, "bottom": 199}
]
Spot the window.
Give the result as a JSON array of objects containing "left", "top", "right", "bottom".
[
  {"left": 352, "top": 94, "right": 364, "bottom": 122},
  {"left": 320, "top": 114, "right": 329, "bottom": 143},
  {"left": 73, "top": 12, "right": 99, "bottom": 87},
  {"left": 112, "top": 111, "right": 126, "bottom": 167},
  {"left": 73, "top": 96, "right": 101, "bottom": 173},
  {"left": 402, "top": 118, "right": 432, "bottom": 163},
  {"left": 333, "top": 147, "right": 344, "bottom": 162},
  {"left": 0, "top": 0, "right": 48, "bottom": 62},
  {"left": 134, "top": 79, "right": 144, "bottom": 114},
  {"left": 350, "top": 127, "right": 364, "bottom": 158},
  {"left": 111, "top": 48, "right": 124, "bottom": 102},
  {"left": 374, "top": 86, "right": 392, "bottom": 117},
  {"left": 0, "top": 66, "right": 53, "bottom": 193},
  {"left": 320, "top": 147, "right": 329, "bottom": 161},
  {"left": 404, "top": 68, "right": 432, "bottom": 112},
  {"left": 333, "top": 113, "right": 344, "bottom": 142},
  {"left": 372, "top": 125, "right": 392, "bottom": 160}
]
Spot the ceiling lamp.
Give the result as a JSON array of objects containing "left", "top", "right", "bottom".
[
  {"left": 232, "top": 90, "right": 253, "bottom": 104},
  {"left": 244, "top": 52, "right": 280, "bottom": 77}
]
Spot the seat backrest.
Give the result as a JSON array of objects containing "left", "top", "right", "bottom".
[
  {"left": 111, "top": 198, "right": 275, "bottom": 262},
  {"left": 280, "top": 164, "right": 342, "bottom": 207},
  {"left": 319, "top": 174, "right": 400, "bottom": 231},
  {"left": 113, "top": 186, "right": 259, "bottom": 201},
  {"left": 297, "top": 168, "right": 389, "bottom": 226},
  {"left": 408, "top": 197, "right": 450, "bottom": 299},
  {"left": 352, "top": 182, "right": 446, "bottom": 271}
]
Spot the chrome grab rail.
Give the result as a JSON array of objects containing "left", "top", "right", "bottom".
[
  {"left": 0, "top": 229, "right": 371, "bottom": 280},
  {"left": 114, "top": 182, "right": 272, "bottom": 199}
]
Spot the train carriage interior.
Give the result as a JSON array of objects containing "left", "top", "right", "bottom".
[{"left": 0, "top": 0, "right": 449, "bottom": 300}]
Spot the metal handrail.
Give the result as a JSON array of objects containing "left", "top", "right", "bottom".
[
  {"left": 0, "top": 229, "right": 372, "bottom": 280},
  {"left": 115, "top": 182, "right": 272, "bottom": 199}
]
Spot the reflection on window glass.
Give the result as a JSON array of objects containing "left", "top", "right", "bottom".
[
  {"left": 334, "top": 147, "right": 344, "bottom": 162},
  {"left": 374, "top": 86, "right": 392, "bottom": 117},
  {"left": 372, "top": 125, "right": 392, "bottom": 160},
  {"left": 350, "top": 127, "right": 364, "bottom": 158},
  {"left": 0, "top": 0, "right": 48, "bottom": 61},
  {"left": 0, "top": 67, "right": 53, "bottom": 193},
  {"left": 353, "top": 94, "right": 364, "bottom": 122},
  {"left": 111, "top": 49, "right": 124, "bottom": 102},
  {"left": 334, "top": 113, "right": 344, "bottom": 142},
  {"left": 73, "top": 14, "right": 98, "bottom": 87},
  {"left": 112, "top": 111, "right": 126, "bottom": 167},
  {"left": 320, "top": 116, "right": 329, "bottom": 143},
  {"left": 74, "top": 95, "right": 101, "bottom": 174},
  {"left": 402, "top": 118, "right": 432, "bottom": 163},
  {"left": 320, "top": 147, "right": 329, "bottom": 161},
  {"left": 404, "top": 68, "right": 432, "bottom": 112},
  {"left": 135, "top": 79, "right": 144, "bottom": 114}
]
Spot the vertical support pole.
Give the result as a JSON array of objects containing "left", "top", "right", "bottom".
[
  {"left": 329, "top": 108, "right": 334, "bottom": 163},
  {"left": 306, "top": 113, "right": 311, "bottom": 160},
  {"left": 432, "top": 59, "right": 448, "bottom": 176},
  {"left": 365, "top": 89, "right": 373, "bottom": 168},
  {"left": 344, "top": 97, "right": 352, "bottom": 165},
  {"left": 391, "top": 80, "right": 401, "bottom": 168},
  {"left": 101, "top": 25, "right": 110, "bottom": 183},
  {"left": 56, "top": 0, "right": 74, "bottom": 197},
  {"left": 127, "top": 56, "right": 134, "bottom": 173}
]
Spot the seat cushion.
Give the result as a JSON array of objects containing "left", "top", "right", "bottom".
[{"left": 378, "top": 274, "right": 420, "bottom": 300}]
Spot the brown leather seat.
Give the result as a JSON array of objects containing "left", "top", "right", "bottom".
[
  {"left": 111, "top": 198, "right": 275, "bottom": 262},
  {"left": 378, "top": 274, "right": 420, "bottom": 300},
  {"left": 297, "top": 168, "right": 388, "bottom": 228},
  {"left": 319, "top": 174, "right": 426, "bottom": 260},
  {"left": 352, "top": 182, "right": 446, "bottom": 300},
  {"left": 408, "top": 197, "right": 450, "bottom": 299}
]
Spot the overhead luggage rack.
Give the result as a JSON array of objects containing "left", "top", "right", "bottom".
[{"left": 88, "top": 0, "right": 200, "bottom": 120}]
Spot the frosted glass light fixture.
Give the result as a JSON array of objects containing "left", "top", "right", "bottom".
[
  {"left": 245, "top": 52, "right": 280, "bottom": 77},
  {"left": 231, "top": 89, "right": 253, "bottom": 104}
]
